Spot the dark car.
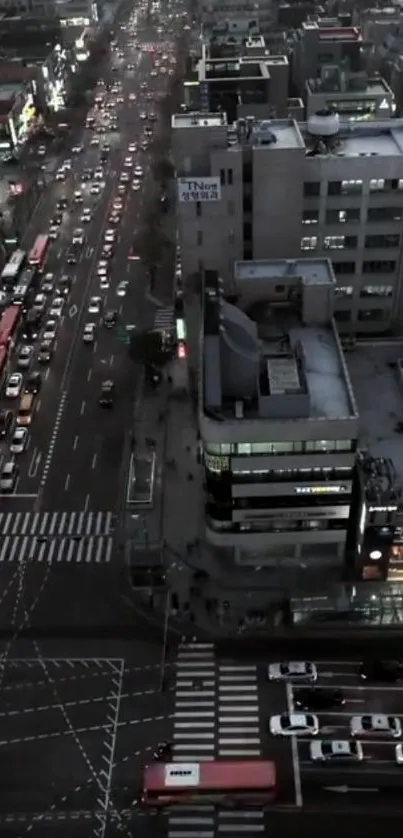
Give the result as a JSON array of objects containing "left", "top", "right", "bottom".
[
  {"left": 99, "top": 379, "right": 114, "bottom": 407},
  {"left": 0, "top": 409, "right": 13, "bottom": 439},
  {"left": 103, "top": 310, "right": 117, "bottom": 328},
  {"left": 56, "top": 198, "right": 68, "bottom": 210},
  {"left": 293, "top": 688, "right": 345, "bottom": 711},
  {"left": 81, "top": 169, "right": 93, "bottom": 182},
  {"left": 360, "top": 660, "right": 403, "bottom": 682},
  {"left": 52, "top": 212, "right": 63, "bottom": 226},
  {"left": 66, "top": 249, "right": 77, "bottom": 265},
  {"left": 22, "top": 309, "right": 41, "bottom": 341},
  {"left": 37, "top": 341, "right": 53, "bottom": 364},
  {"left": 25, "top": 371, "right": 42, "bottom": 395},
  {"left": 58, "top": 275, "right": 72, "bottom": 295}
]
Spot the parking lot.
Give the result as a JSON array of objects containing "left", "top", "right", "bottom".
[{"left": 290, "top": 660, "right": 403, "bottom": 806}]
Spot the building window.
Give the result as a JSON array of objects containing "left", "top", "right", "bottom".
[
  {"left": 243, "top": 162, "right": 252, "bottom": 183},
  {"left": 303, "top": 181, "right": 320, "bottom": 197},
  {"left": 333, "top": 261, "right": 356, "bottom": 275},
  {"left": 305, "top": 440, "right": 353, "bottom": 453},
  {"left": 324, "top": 235, "right": 357, "bottom": 250},
  {"left": 227, "top": 168, "right": 233, "bottom": 185},
  {"left": 365, "top": 234, "right": 400, "bottom": 249},
  {"left": 363, "top": 260, "right": 396, "bottom": 274},
  {"left": 367, "top": 207, "right": 403, "bottom": 223},
  {"left": 197, "top": 230, "right": 203, "bottom": 246},
  {"left": 243, "top": 222, "right": 252, "bottom": 241},
  {"left": 220, "top": 169, "right": 225, "bottom": 186},
  {"left": 358, "top": 309, "right": 387, "bottom": 322},
  {"left": 243, "top": 195, "right": 252, "bottom": 212},
  {"left": 326, "top": 208, "right": 360, "bottom": 224},
  {"left": 385, "top": 178, "right": 403, "bottom": 191},
  {"left": 334, "top": 286, "right": 353, "bottom": 297},
  {"left": 360, "top": 285, "right": 393, "bottom": 298},
  {"left": 302, "top": 210, "right": 319, "bottom": 224},
  {"left": 369, "top": 178, "right": 385, "bottom": 192},
  {"left": 196, "top": 201, "right": 202, "bottom": 217},
  {"left": 341, "top": 179, "right": 363, "bottom": 194},
  {"left": 334, "top": 310, "right": 352, "bottom": 322},
  {"left": 228, "top": 199, "right": 235, "bottom": 216},
  {"left": 301, "top": 236, "right": 317, "bottom": 251}
]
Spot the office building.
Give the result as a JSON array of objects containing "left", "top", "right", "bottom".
[
  {"left": 291, "top": 19, "right": 364, "bottom": 97},
  {"left": 200, "top": 260, "right": 359, "bottom": 579},
  {"left": 305, "top": 70, "right": 394, "bottom": 120},
  {"left": 172, "top": 111, "right": 403, "bottom": 335}
]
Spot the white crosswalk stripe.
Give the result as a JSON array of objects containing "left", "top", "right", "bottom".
[
  {"left": 0, "top": 511, "right": 114, "bottom": 537},
  {"left": 153, "top": 307, "right": 174, "bottom": 332},
  {"left": 169, "top": 642, "right": 265, "bottom": 837},
  {"left": 0, "top": 512, "right": 115, "bottom": 564}
]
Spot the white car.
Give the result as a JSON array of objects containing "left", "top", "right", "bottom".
[
  {"left": 396, "top": 743, "right": 403, "bottom": 764},
  {"left": 269, "top": 714, "right": 319, "bottom": 737},
  {"left": 43, "top": 320, "right": 57, "bottom": 341},
  {"left": 90, "top": 183, "right": 101, "bottom": 195},
  {"left": 17, "top": 345, "right": 33, "bottom": 369},
  {"left": 5, "top": 373, "right": 23, "bottom": 398},
  {"left": 116, "top": 281, "right": 127, "bottom": 297},
  {"left": 10, "top": 426, "right": 28, "bottom": 455},
  {"left": 90, "top": 137, "right": 100, "bottom": 146},
  {"left": 132, "top": 179, "right": 141, "bottom": 191},
  {"left": 128, "top": 142, "right": 137, "bottom": 151},
  {"left": 33, "top": 294, "right": 46, "bottom": 312},
  {"left": 134, "top": 165, "right": 143, "bottom": 178},
  {"left": 100, "top": 277, "right": 109, "bottom": 291},
  {"left": 74, "top": 191, "right": 83, "bottom": 203},
  {"left": 350, "top": 714, "right": 402, "bottom": 739},
  {"left": 72, "top": 228, "right": 85, "bottom": 245},
  {"left": 140, "top": 111, "right": 147, "bottom": 119},
  {"left": 94, "top": 168, "right": 104, "bottom": 180},
  {"left": 124, "top": 156, "right": 133, "bottom": 168},
  {"left": 104, "top": 229, "right": 116, "bottom": 244},
  {"left": 113, "top": 199, "right": 123, "bottom": 210},
  {"left": 63, "top": 159, "right": 72, "bottom": 170},
  {"left": 38, "top": 145, "right": 46, "bottom": 156},
  {"left": 49, "top": 297, "right": 64, "bottom": 318},
  {"left": 81, "top": 209, "right": 92, "bottom": 223},
  {"left": 88, "top": 296, "right": 102, "bottom": 315},
  {"left": 72, "top": 144, "right": 83, "bottom": 153},
  {"left": 310, "top": 740, "right": 363, "bottom": 763},
  {"left": 83, "top": 323, "right": 96, "bottom": 344},
  {"left": 49, "top": 225, "right": 59, "bottom": 239},
  {"left": 42, "top": 274, "right": 54, "bottom": 294},
  {"left": 268, "top": 662, "right": 317, "bottom": 683},
  {"left": 102, "top": 244, "right": 114, "bottom": 259},
  {"left": 97, "top": 260, "right": 108, "bottom": 277},
  {"left": 55, "top": 169, "right": 66, "bottom": 181},
  {"left": 120, "top": 171, "right": 130, "bottom": 183}
]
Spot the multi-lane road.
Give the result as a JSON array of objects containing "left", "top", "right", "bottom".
[{"left": 0, "top": 7, "right": 178, "bottom": 566}]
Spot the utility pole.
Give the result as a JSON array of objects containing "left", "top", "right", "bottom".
[{"left": 159, "top": 588, "right": 171, "bottom": 691}]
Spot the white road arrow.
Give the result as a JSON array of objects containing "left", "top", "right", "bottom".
[{"left": 324, "top": 786, "right": 379, "bottom": 794}]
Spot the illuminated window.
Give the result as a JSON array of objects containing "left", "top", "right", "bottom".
[{"left": 301, "top": 236, "right": 317, "bottom": 251}]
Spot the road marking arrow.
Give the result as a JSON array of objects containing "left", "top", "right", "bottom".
[
  {"left": 69, "top": 304, "right": 78, "bottom": 318},
  {"left": 324, "top": 786, "right": 379, "bottom": 793}
]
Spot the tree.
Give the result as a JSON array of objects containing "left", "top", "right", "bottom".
[{"left": 151, "top": 156, "right": 175, "bottom": 187}]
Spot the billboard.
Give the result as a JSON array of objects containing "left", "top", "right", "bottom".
[{"left": 177, "top": 177, "right": 221, "bottom": 203}]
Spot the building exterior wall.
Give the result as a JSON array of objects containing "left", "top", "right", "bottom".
[{"left": 173, "top": 116, "right": 403, "bottom": 334}]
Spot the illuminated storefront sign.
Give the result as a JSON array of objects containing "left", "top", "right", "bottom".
[{"left": 294, "top": 485, "right": 349, "bottom": 495}]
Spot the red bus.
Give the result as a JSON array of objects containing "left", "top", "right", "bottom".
[
  {"left": 28, "top": 235, "right": 50, "bottom": 270},
  {"left": 0, "top": 346, "right": 7, "bottom": 386},
  {"left": 0, "top": 306, "right": 21, "bottom": 348},
  {"left": 141, "top": 761, "right": 276, "bottom": 808}
]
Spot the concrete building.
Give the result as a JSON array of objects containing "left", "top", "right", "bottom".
[
  {"left": 172, "top": 111, "right": 403, "bottom": 336},
  {"left": 200, "top": 261, "right": 359, "bottom": 577},
  {"left": 184, "top": 52, "right": 289, "bottom": 121},
  {"left": 291, "top": 19, "right": 364, "bottom": 96},
  {"left": 306, "top": 71, "right": 395, "bottom": 120},
  {"left": 200, "top": 0, "right": 275, "bottom": 37},
  {"left": 0, "top": 0, "right": 101, "bottom": 22}
]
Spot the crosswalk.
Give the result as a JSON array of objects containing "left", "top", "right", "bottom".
[
  {"left": 0, "top": 511, "right": 115, "bottom": 564},
  {"left": 153, "top": 307, "right": 174, "bottom": 333},
  {"left": 169, "top": 641, "right": 265, "bottom": 838}
]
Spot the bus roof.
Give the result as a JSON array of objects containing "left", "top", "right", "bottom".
[{"left": 144, "top": 761, "right": 276, "bottom": 791}]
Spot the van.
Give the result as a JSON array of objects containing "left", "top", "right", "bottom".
[{"left": 17, "top": 393, "right": 35, "bottom": 426}]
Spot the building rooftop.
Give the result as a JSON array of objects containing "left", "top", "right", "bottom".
[
  {"left": 226, "top": 118, "right": 305, "bottom": 150},
  {"left": 300, "top": 118, "right": 403, "bottom": 157},
  {"left": 172, "top": 112, "right": 227, "bottom": 129},
  {"left": 202, "top": 261, "right": 357, "bottom": 425},
  {"left": 306, "top": 75, "right": 391, "bottom": 97},
  {"left": 346, "top": 343, "right": 403, "bottom": 487}
]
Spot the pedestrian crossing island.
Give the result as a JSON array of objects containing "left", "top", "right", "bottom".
[{"left": 0, "top": 511, "right": 115, "bottom": 565}]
